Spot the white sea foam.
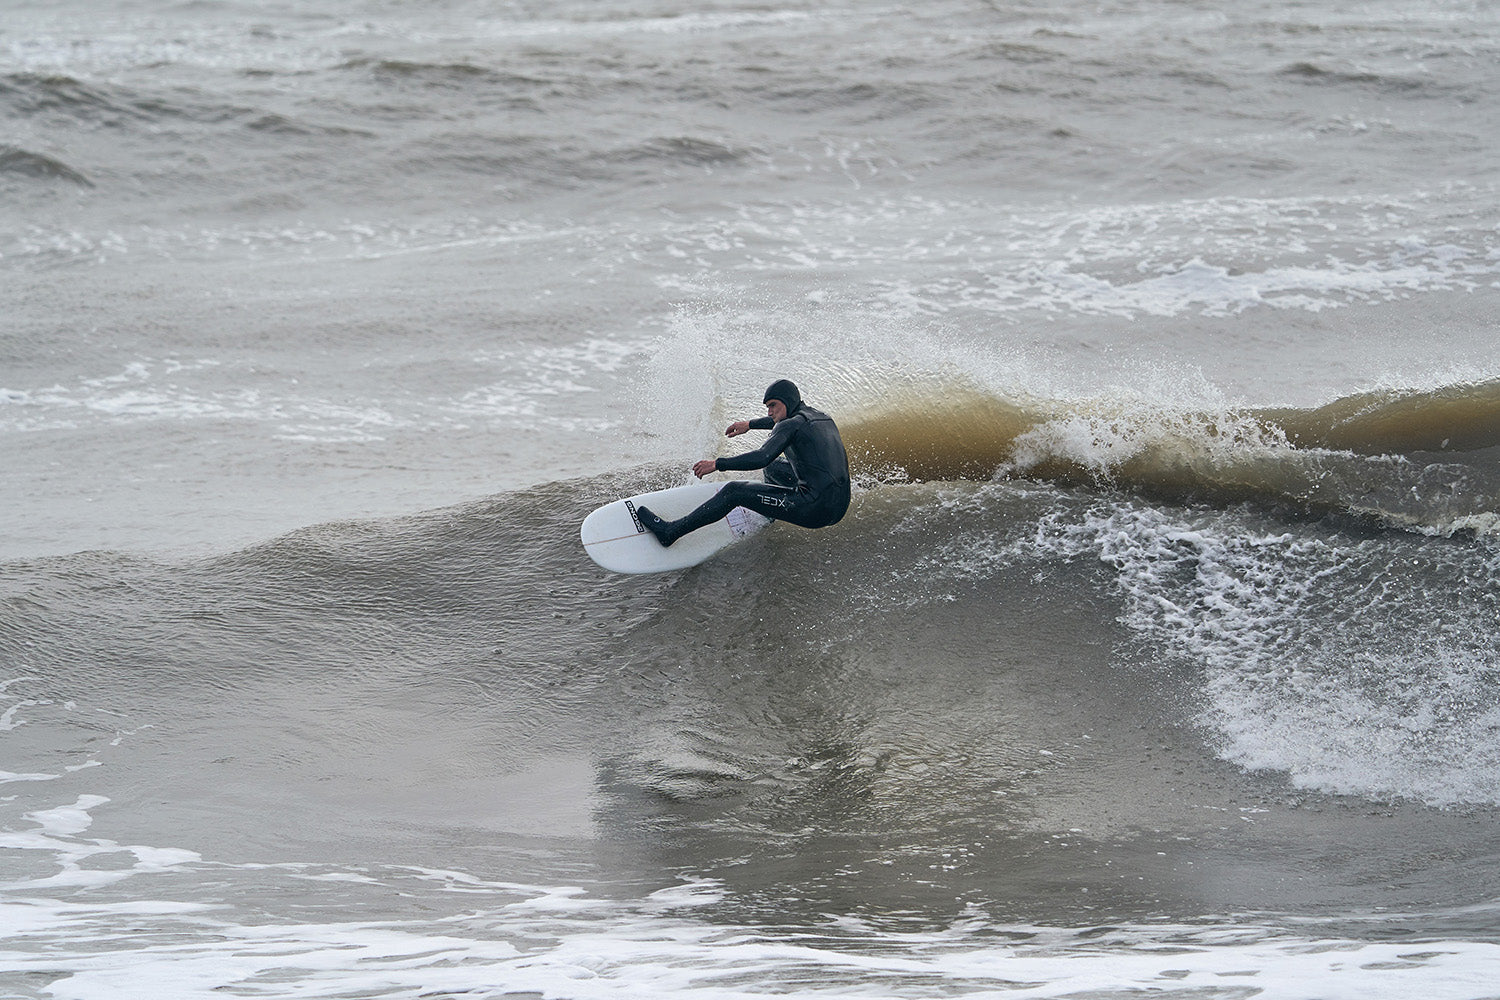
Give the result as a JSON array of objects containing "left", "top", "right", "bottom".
[
  {"left": 0, "top": 795, "right": 200, "bottom": 893},
  {"left": 0, "top": 341, "right": 649, "bottom": 440},
  {"left": 11, "top": 192, "right": 1491, "bottom": 339},
  {"left": 2, "top": 19, "right": 343, "bottom": 75},
  {"left": 0, "top": 219, "right": 559, "bottom": 268},
  {"left": 459, "top": 337, "right": 651, "bottom": 429},
  {"left": 1016, "top": 500, "right": 1500, "bottom": 807},
  {"left": 2, "top": 692, "right": 1495, "bottom": 997},
  {"left": 0, "top": 365, "right": 396, "bottom": 441},
  {"left": 876, "top": 479, "right": 1500, "bottom": 807},
  {"left": 849, "top": 194, "right": 1500, "bottom": 320},
  {"left": 468, "top": 7, "right": 827, "bottom": 42},
  {"left": 3, "top": 843, "right": 1499, "bottom": 1000}
]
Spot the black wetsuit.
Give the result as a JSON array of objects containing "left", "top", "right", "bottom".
[{"left": 643, "top": 404, "right": 851, "bottom": 544}]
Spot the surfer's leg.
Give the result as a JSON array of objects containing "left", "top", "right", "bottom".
[
  {"left": 633, "top": 505, "right": 678, "bottom": 546},
  {"left": 638, "top": 482, "right": 798, "bottom": 547},
  {"left": 719, "top": 481, "right": 800, "bottom": 523},
  {"left": 738, "top": 482, "right": 851, "bottom": 530}
]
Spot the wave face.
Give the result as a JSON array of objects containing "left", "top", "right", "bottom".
[
  {"left": 4, "top": 471, "right": 1500, "bottom": 995},
  {"left": 4, "top": 469, "right": 1498, "bottom": 822}
]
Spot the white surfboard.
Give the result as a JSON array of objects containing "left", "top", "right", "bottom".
[{"left": 580, "top": 480, "right": 772, "bottom": 574}]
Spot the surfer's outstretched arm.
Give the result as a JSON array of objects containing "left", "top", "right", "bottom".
[
  {"left": 713, "top": 419, "right": 796, "bottom": 474},
  {"left": 725, "top": 416, "right": 773, "bottom": 438},
  {"left": 699, "top": 417, "right": 777, "bottom": 476}
]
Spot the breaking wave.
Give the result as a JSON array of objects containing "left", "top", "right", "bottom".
[{"left": 840, "top": 378, "right": 1500, "bottom": 535}]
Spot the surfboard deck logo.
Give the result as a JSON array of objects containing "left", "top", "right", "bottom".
[{"left": 725, "top": 506, "right": 768, "bottom": 539}]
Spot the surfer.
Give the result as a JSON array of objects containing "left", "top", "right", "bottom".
[{"left": 636, "top": 379, "right": 851, "bottom": 547}]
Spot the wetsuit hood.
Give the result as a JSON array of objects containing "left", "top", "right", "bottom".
[{"left": 763, "top": 379, "right": 803, "bottom": 415}]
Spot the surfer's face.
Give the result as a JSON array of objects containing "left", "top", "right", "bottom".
[{"left": 766, "top": 400, "right": 788, "bottom": 422}]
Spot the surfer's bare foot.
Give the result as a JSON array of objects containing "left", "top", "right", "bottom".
[{"left": 635, "top": 505, "right": 676, "bottom": 547}]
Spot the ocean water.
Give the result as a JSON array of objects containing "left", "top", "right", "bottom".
[{"left": 4, "top": 0, "right": 1500, "bottom": 996}]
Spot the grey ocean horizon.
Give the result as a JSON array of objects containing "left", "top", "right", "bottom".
[{"left": 4, "top": 0, "right": 1500, "bottom": 996}]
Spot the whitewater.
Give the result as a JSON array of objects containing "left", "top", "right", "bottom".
[{"left": 3, "top": 0, "right": 1500, "bottom": 997}]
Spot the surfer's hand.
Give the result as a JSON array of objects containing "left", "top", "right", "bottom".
[
  {"left": 692, "top": 459, "right": 718, "bottom": 478},
  {"left": 725, "top": 421, "right": 750, "bottom": 437}
]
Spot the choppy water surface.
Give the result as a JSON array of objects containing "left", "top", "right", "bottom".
[{"left": 4, "top": 0, "right": 1499, "bottom": 996}]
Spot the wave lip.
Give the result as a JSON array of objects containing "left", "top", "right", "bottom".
[
  {"left": 840, "top": 378, "right": 1500, "bottom": 534},
  {"left": 1278, "top": 60, "right": 1439, "bottom": 94},
  {"left": 0, "top": 145, "right": 92, "bottom": 186},
  {"left": 845, "top": 378, "right": 1500, "bottom": 467},
  {"left": 1260, "top": 380, "right": 1500, "bottom": 455},
  {"left": 0, "top": 72, "right": 146, "bottom": 123}
]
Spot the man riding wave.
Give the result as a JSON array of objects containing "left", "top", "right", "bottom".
[{"left": 636, "top": 379, "right": 851, "bottom": 547}]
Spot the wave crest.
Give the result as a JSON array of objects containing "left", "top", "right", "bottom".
[
  {"left": 840, "top": 378, "right": 1500, "bottom": 533},
  {"left": 0, "top": 145, "right": 92, "bottom": 186}
]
